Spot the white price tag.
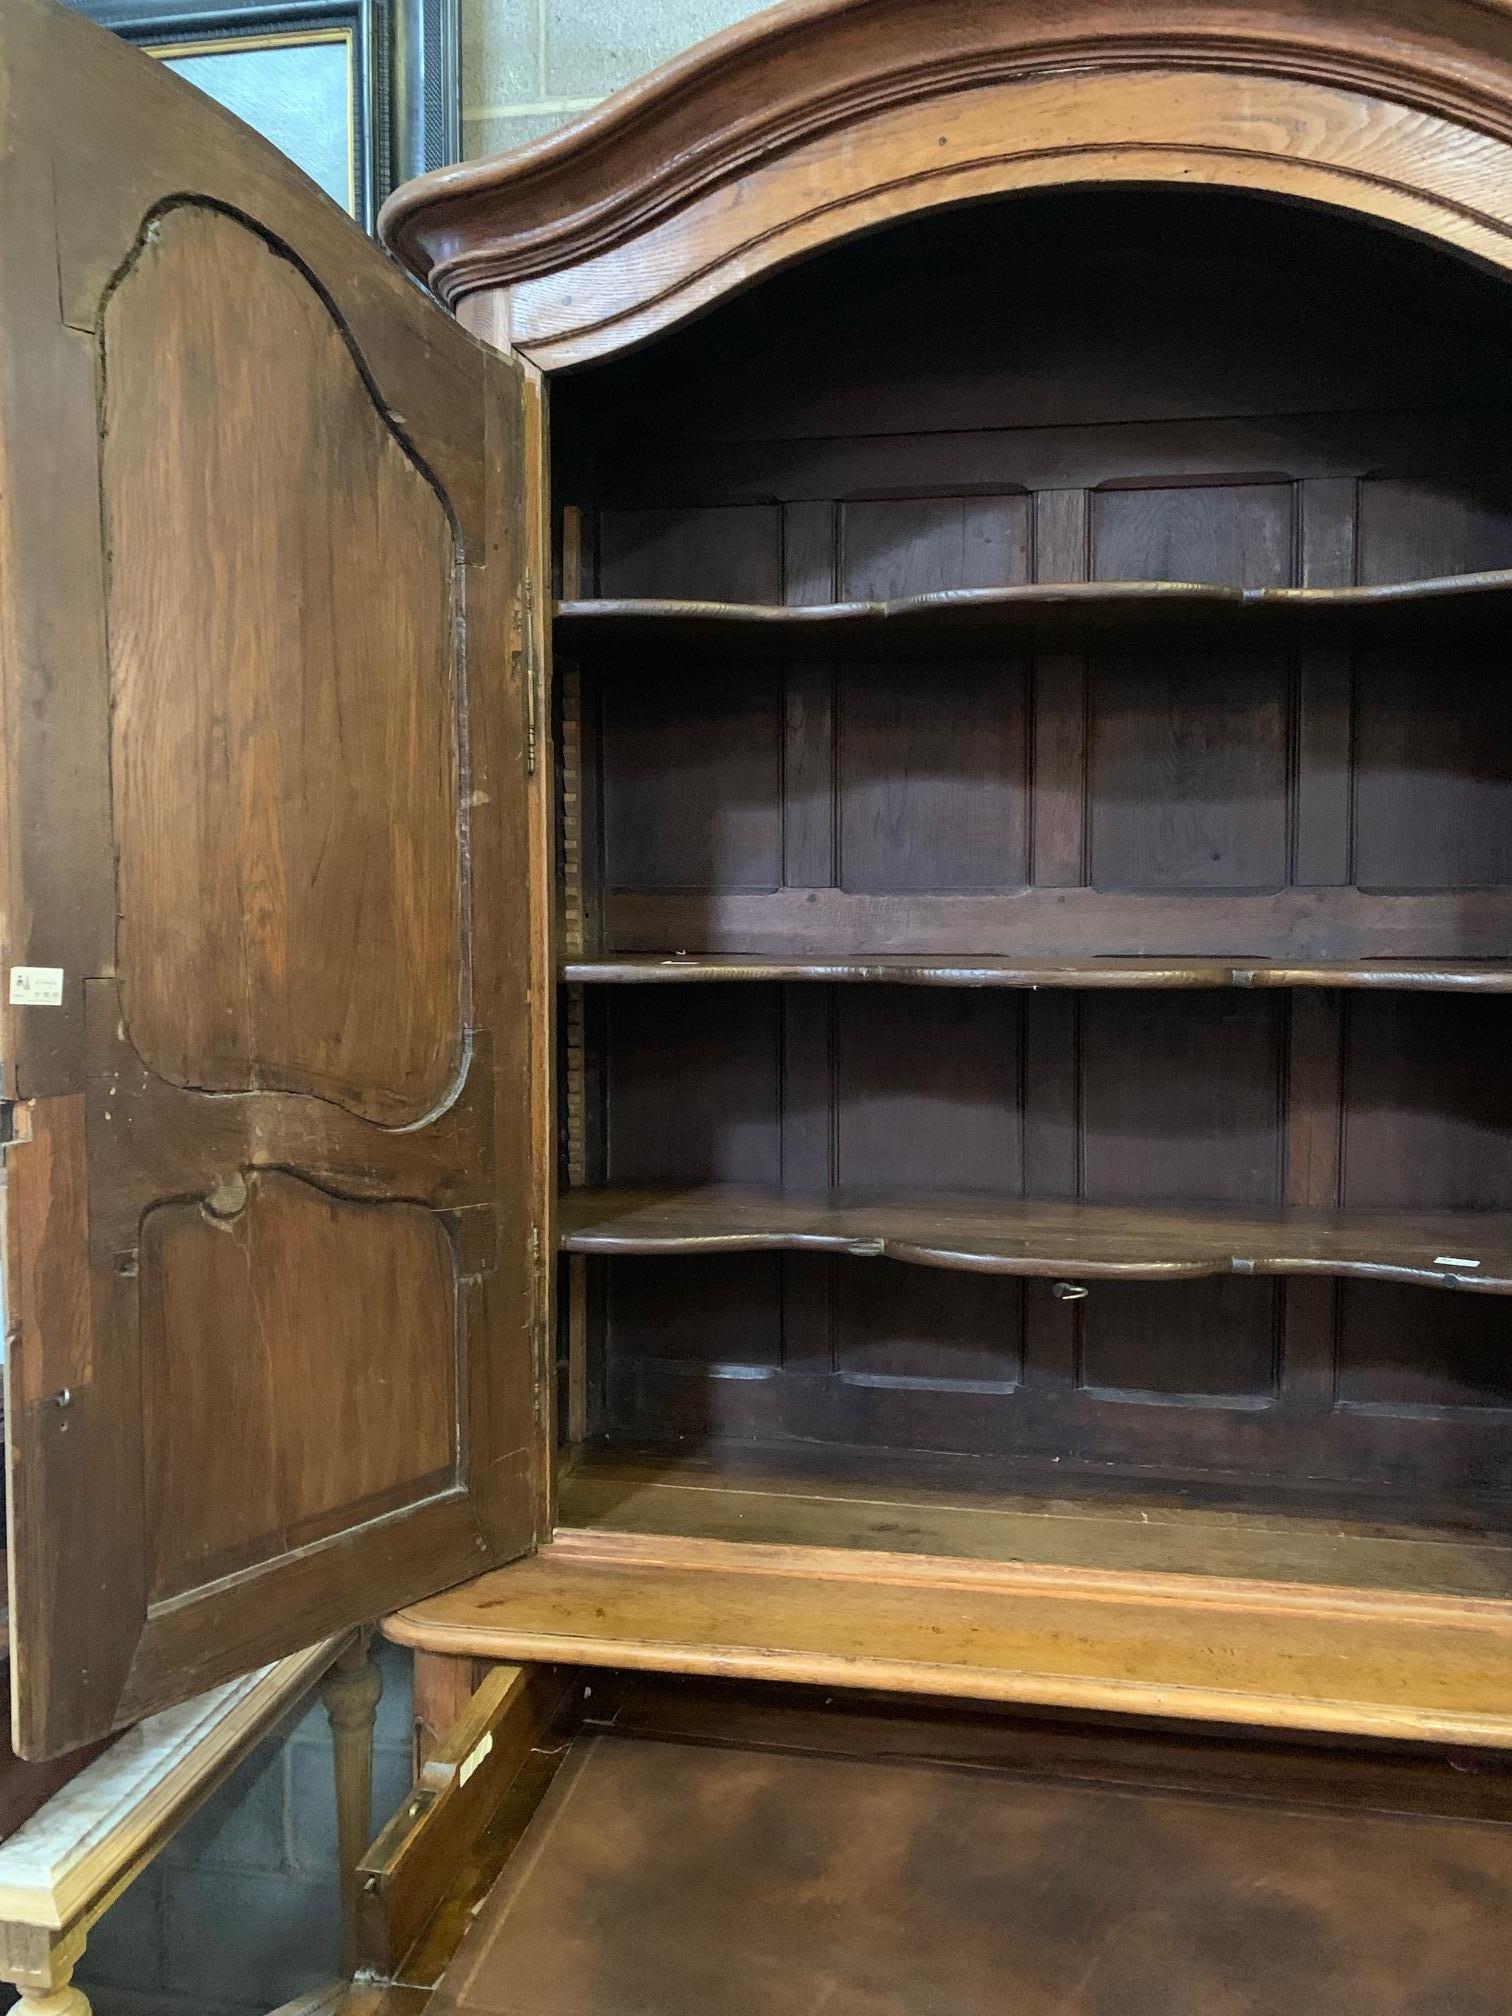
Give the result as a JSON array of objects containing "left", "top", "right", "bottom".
[
  {"left": 9, "top": 967, "right": 63, "bottom": 1008},
  {"left": 459, "top": 1731, "right": 494, "bottom": 1788}
]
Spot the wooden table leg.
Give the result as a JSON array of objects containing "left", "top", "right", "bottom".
[
  {"left": 12, "top": 1977, "right": 90, "bottom": 2014},
  {"left": 320, "top": 1628, "right": 383, "bottom": 1977},
  {"left": 0, "top": 1927, "right": 91, "bottom": 2013}
]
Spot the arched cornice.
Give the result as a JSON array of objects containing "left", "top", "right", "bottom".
[{"left": 379, "top": 0, "right": 1512, "bottom": 365}]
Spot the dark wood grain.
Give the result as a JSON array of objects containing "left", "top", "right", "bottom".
[
  {"left": 565, "top": 953, "right": 1512, "bottom": 989},
  {"left": 105, "top": 204, "right": 462, "bottom": 1125},
  {"left": 560, "top": 1186, "right": 1512, "bottom": 1293},
  {"left": 0, "top": 0, "right": 544, "bottom": 1758},
  {"left": 141, "top": 1172, "right": 457, "bottom": 1601},
  {"left": 564, "top": 959, "right": 1512, "bottom": 991},
  {"left": 601, "top": 886, "right": 1512, "bottom": 960}
]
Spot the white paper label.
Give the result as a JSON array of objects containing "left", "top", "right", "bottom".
[
  {"left": 9, "top": 967, "right": 63, "bottom": 1007},
  {"left": 459, "top": 1731, "right": 493, "bottom": 1788}
]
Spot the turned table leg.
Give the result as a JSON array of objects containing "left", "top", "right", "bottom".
[
  {"left": 320, "top": 1629, "right": 383, "bottom": 1976},
  {"left": 0, "top": 1923, "right": 89, "bottom": 2015},
  {"left": 12, "top": 1976, "right": 90, "bottom": 2014}
]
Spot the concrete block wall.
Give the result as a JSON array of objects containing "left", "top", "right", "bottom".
[
  {"left": 462, "top": 0, "right": 768, "bottom": 158},
  {"left": 61, "top": 1642, "right": 415, "bottom": 2016}
]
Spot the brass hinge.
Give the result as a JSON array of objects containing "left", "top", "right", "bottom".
[{"left": 520, "top": 569, "right": 539, "bottom": 776}]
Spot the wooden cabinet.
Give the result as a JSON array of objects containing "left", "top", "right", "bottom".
[{"left": 13, "top": 0, "right": 1512, "bottom": 1926}]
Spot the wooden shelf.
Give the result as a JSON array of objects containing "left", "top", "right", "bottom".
[
  {"left": 559, "top": 1448, "right": 1512, "bottom": 1597},
  {"left": 385, "top": 1527, "right": 1512, "bottom": 1748},
  {"left": 558, "top": 1186, "right": 1512, "bottom": 1291},
  {"left": 562, "top": 953, "right": 1512, "bottom": 991},
  {"left": 555, "top": 572, "right": 1512, "bottom": 659}
]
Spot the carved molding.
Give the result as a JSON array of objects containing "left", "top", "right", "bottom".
[{"left": 380, "top": 0, "right": 1512, "bottom": 349}]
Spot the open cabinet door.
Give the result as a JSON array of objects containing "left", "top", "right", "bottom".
[{"left": 0, "top": 0, "right": 546, "bottom": 1757}]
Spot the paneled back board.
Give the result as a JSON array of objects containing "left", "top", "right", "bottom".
[
  {"left": 0, "top": 0, "right": 546, "bottom": 1758},
  {"left": 547, "top": 192, "right": 1512, "bottom": 1512}
]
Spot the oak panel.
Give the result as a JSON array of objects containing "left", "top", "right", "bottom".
[
  {"left": 1336, "top": 1283, "right": 1512, "bottom": 1413},
  {"left": 837, "top": 497, "right": 1030, "bottom": 894},
  {"left": 1087, "top": 653, "right": 1291, "bottom": 891},
  {"left": 597, "top": 505, "right": 784, "bottom": 892},
  {"left": 104, "top": 204, "right": 461, "bottom": 1127},
  {"left": 142, "top": 1173, "right": 457, "bottom": 1601},
  {"left": 1340, "top": 994, "right": 1512, "bottom": 1213},
  {"left": 1353, "top": 656, "right": 1512, "bottom": 890},
  {"left": 1090, "top": 482, "right": 1293, "bottom": 586},
  {"left": 1079, "top": 992, "right": 1284, "bottom": 1208}
]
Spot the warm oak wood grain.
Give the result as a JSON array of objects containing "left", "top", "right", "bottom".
[
  {"left": 388, "top": 1530, "right": 1512, "bottom": 1746},
  {"left": 493, "top": 66, "right": 1512, "bottom": 367},
  {"left": 382, "top": 0, "right": 1512, "bottom": 339},
  {"left": 560, "top": 1186, "right": 1512, "bottom": 1293},
  {"left": 557, "top": 571, "right": 1512, "bottom": 656},
  {"left": 0, "top": 0, "right": 544, "bottom": 1758}
]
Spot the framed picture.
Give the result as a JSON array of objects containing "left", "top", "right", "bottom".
[{"left": 61, "top": 0, "right": 460, "bottom": 230}]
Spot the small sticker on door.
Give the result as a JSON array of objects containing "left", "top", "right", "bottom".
[{"left": 9, "top": 967, "right": 64, "bottom": 1007}]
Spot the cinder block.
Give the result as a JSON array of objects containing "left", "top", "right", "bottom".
[
  {"left": 161, "top": 1727, "right": 290, "bottom": 1873},
  {"left": 463, "top": 108, "right": 590, "bottom": 157},
  {"left": 77, "top": 1866, "right": 163, "bottom": 1990},
  {"left": 373, "top": 1642, "right": 416, "bottom": 1749},
  {"left": 288, "top": 1740, "right": 413, "bottom": 1872},
  {"left": 463, "top": 0, "right": 542, "bottom": 112},
  {"left": 543, "top": 0, "right": 760, "bottom": 99},
  {"left": 161, "top": 1868, "right": 341, "bottom": 2006}
]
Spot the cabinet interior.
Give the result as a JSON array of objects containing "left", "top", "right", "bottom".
[{"left": 548, "top": 186, "right": 1512, "bottom": 1585}]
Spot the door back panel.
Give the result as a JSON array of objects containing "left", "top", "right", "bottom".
[{"left": 0, "top": 0, "right": 545, "bottom": 1757}]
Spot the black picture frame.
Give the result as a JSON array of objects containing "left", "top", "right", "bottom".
[{"left": 61, "top": 0, "right": 459, "bottom": 231}]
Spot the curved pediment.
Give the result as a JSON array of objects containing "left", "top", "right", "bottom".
[{"left": 382, "top": 0, "right": 1512, "bottom": 364}]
